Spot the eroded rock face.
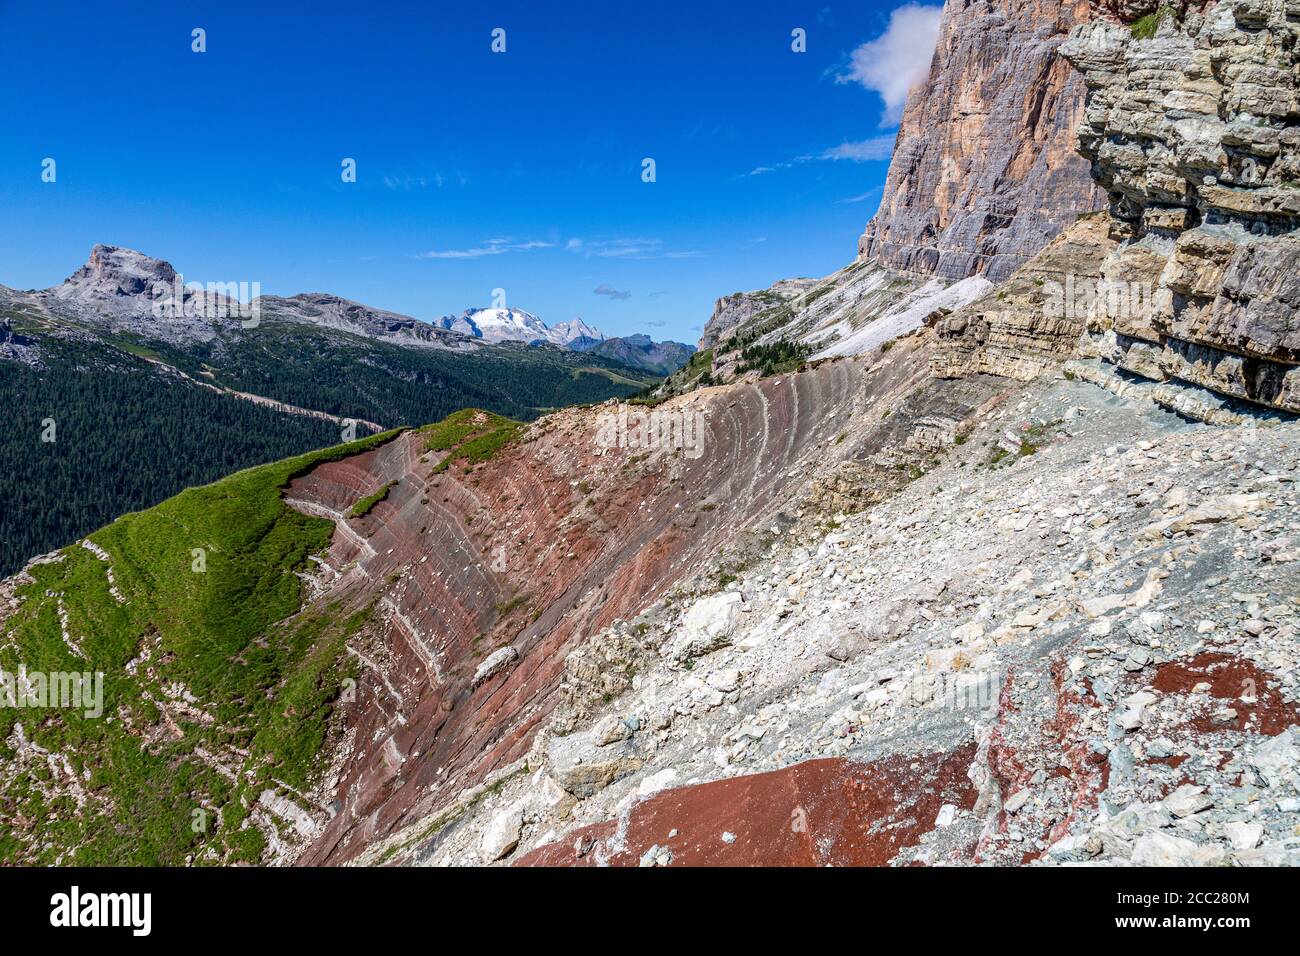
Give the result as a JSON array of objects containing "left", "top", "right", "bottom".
[
  {"left": 932, "top": 212, "right": 1118, "bottom": 379},
  {"left": 52, "top": 244, "right": 179, "bottom": 302},
  {"left": 699, "top": 279, "right": 819, "bottom": 351},
  {"left": 289, "top": 341, "right": 1009, "bottom": 866},
  {"left": 858, "top": 0, "right": 1105, "bottom": 283},
  {"left": 435, "top": 367, "right": 1299, "bottom": 869},
  {"left": 516, "top": 747, "right": 979, "bottom": 867},
  {"left": 1060, "top": 0, "right": 1300, "bottom": 412}
]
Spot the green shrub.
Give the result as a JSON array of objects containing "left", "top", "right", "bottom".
[
  {"left": 423, "top": 409, "right": 525, "bottom": 473},
  {"left": 348, "top": 480, "right": 397, "bottom": 518},
  {"left": 1131, "top": 5, "right": 1173, "bottom": 39}
]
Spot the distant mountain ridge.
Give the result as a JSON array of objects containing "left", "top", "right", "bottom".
[
  {"left": 573, "top": 333, "right": 695, "bottom": 376},
  {"left": 9, "top": 245, "right": 690, "bottom": 375}
]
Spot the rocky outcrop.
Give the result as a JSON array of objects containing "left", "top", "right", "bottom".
[
  {"left": 858, "top": 0, "right": 1106, "bottom": 283},
  {"left": 1059, "top": 0, "right": 1300, "bottom": 413},
  {"left": 689, "top": 0, "right": 1111, "bottom": 373},
  {"left": 699, "top": 279, "right": 820, "bottom": 350},
  {"left": 681, "top": 258, "right": 991, "bottom": 394},
  {"left": 932, "top": 212, "right": 1118, "bottom": 379},
  {"left": 52, "top": 244, "right": 179, "bottom": 303},
  {"left": 0, "top": 316, "right": 38, "bottom": 365}
]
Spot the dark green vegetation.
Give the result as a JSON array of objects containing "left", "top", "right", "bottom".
[
  {"left": 0, "top": 427, "right": 403, "bottom": 864},
  {"left": 0, "top": 332, "right": 339, "bottom": 578},
  {"left": 1, "top": 308, "right": 659, "bottom": 577},
  {"left": 422, "top": 408, "right": 525, "bottom": 473},
  {"left": 736, "top": 339, "right": 813, "bottom": 377},
  {"left": 347, "top": 481, "right": 397, "bottom": 519},
  {"left": 642, "top": 347, "right": 714, "bottom": 403},
  {"left": 136, "top": 316, "right": 658, "bottom": 426},
  {"left": 1131, "top": 5, "right": 1174, "bottom": 39}
]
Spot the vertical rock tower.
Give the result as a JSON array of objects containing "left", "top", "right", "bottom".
[{"left": 859, "top": 0, "right": 1106, "bottom": 282}]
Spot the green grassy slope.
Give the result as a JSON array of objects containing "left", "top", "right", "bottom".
[{"left": 0, "top": 428, "right": 402, "bottom": 865}]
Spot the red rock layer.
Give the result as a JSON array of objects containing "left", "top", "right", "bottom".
[{"left": 516, "top": 745, "right": 978, "bottom": 867}]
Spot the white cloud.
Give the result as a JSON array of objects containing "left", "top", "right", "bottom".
[
  {"left": 593, "top": 284, "right": 631, "bottom": 300},
  {"left": 569, "top": 238, "right": 702, "bottom": 260},
  {"left": 838, "top": 3, "right": 943, "bottom": 125},
  {"left": 838, "top": 186, "right": 885, "bottom": 204},
  {"left": 821, "top": 134, "right": 897, "bottom": 162},
  {"left": 422, "top": 236, "right": 701, "bottom": 262},
  {"left": 419, "top": 238, "right": 553, "bottom": 259},
  {"left": 384, "top": 171, "right": 453, "bottom": 190}
]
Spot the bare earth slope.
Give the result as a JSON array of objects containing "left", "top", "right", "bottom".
[
  {"left": 274, "top": 337, "right": 1010, "bottom": 864},
  {"left": 484, "top": 369, "right": 1299, "bottom": 869}
]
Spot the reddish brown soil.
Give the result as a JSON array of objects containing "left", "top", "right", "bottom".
[
  {"left": 1148, "top": 753, "right": 1189, "bottom": 770},
  {"left": 516, "top": 744, "right": 978, "bottom": 867},
  {"left": 979, "top": 658, "right": 1110, "bottom": 861},
  {"left": 1149, "top": 651, "right": 1300, "bottom": 737}
]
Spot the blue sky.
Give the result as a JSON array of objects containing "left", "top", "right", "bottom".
[{"left": 0, "top": 1, "right": 941, "bottom": 344}]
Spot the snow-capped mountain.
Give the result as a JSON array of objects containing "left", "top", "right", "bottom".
[{"left": 436, "top": 307, "right": 606, "bottom": 348}]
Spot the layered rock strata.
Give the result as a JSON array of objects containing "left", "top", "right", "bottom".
[
  {"left": 1060, "top": 0, "right": 1300, "bottom": 413},
  {"left": 931, "top": 212, "right": 1118, "bottom": 379}
]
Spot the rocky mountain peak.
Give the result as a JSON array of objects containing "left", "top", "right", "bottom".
[
  {"left": 551, "top": 317, "right": 607, "bottom": 345},
  {"left": 51, "top": 244, "right": 178, "bottom": 302},
  {"left": 442, "top": 307, "right": 609, "bottom": 348}
]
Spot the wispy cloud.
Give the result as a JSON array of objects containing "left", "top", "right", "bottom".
[
  {"left": 419, "top": 236, "right": 700, "bottom": 262},
  {"left": 419, "top": 238, "right": 554, "bottom": 259},
  {"left": 838, "top": 185, "right": 885, "bottom": 204},
  {"left": 836, "top": 3, "right": 943, "bottom": 125},
  {"left": 743, "top": 133, "right": 894, "bottom": 180},
  {"left": 744, "top": 155, "right": 813, "bottom": 177},
  {"left": 384, "top": 174, "right": 433, "bottom": 190},
  {"left": 821, "top": 134, "right": 897, "bottom": 163},
  {"left": 593, "top": 284, "right": 631, "bottom": 300},
  {"left": 570, "top": 238, "right": 702, "bottom": 260}
]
